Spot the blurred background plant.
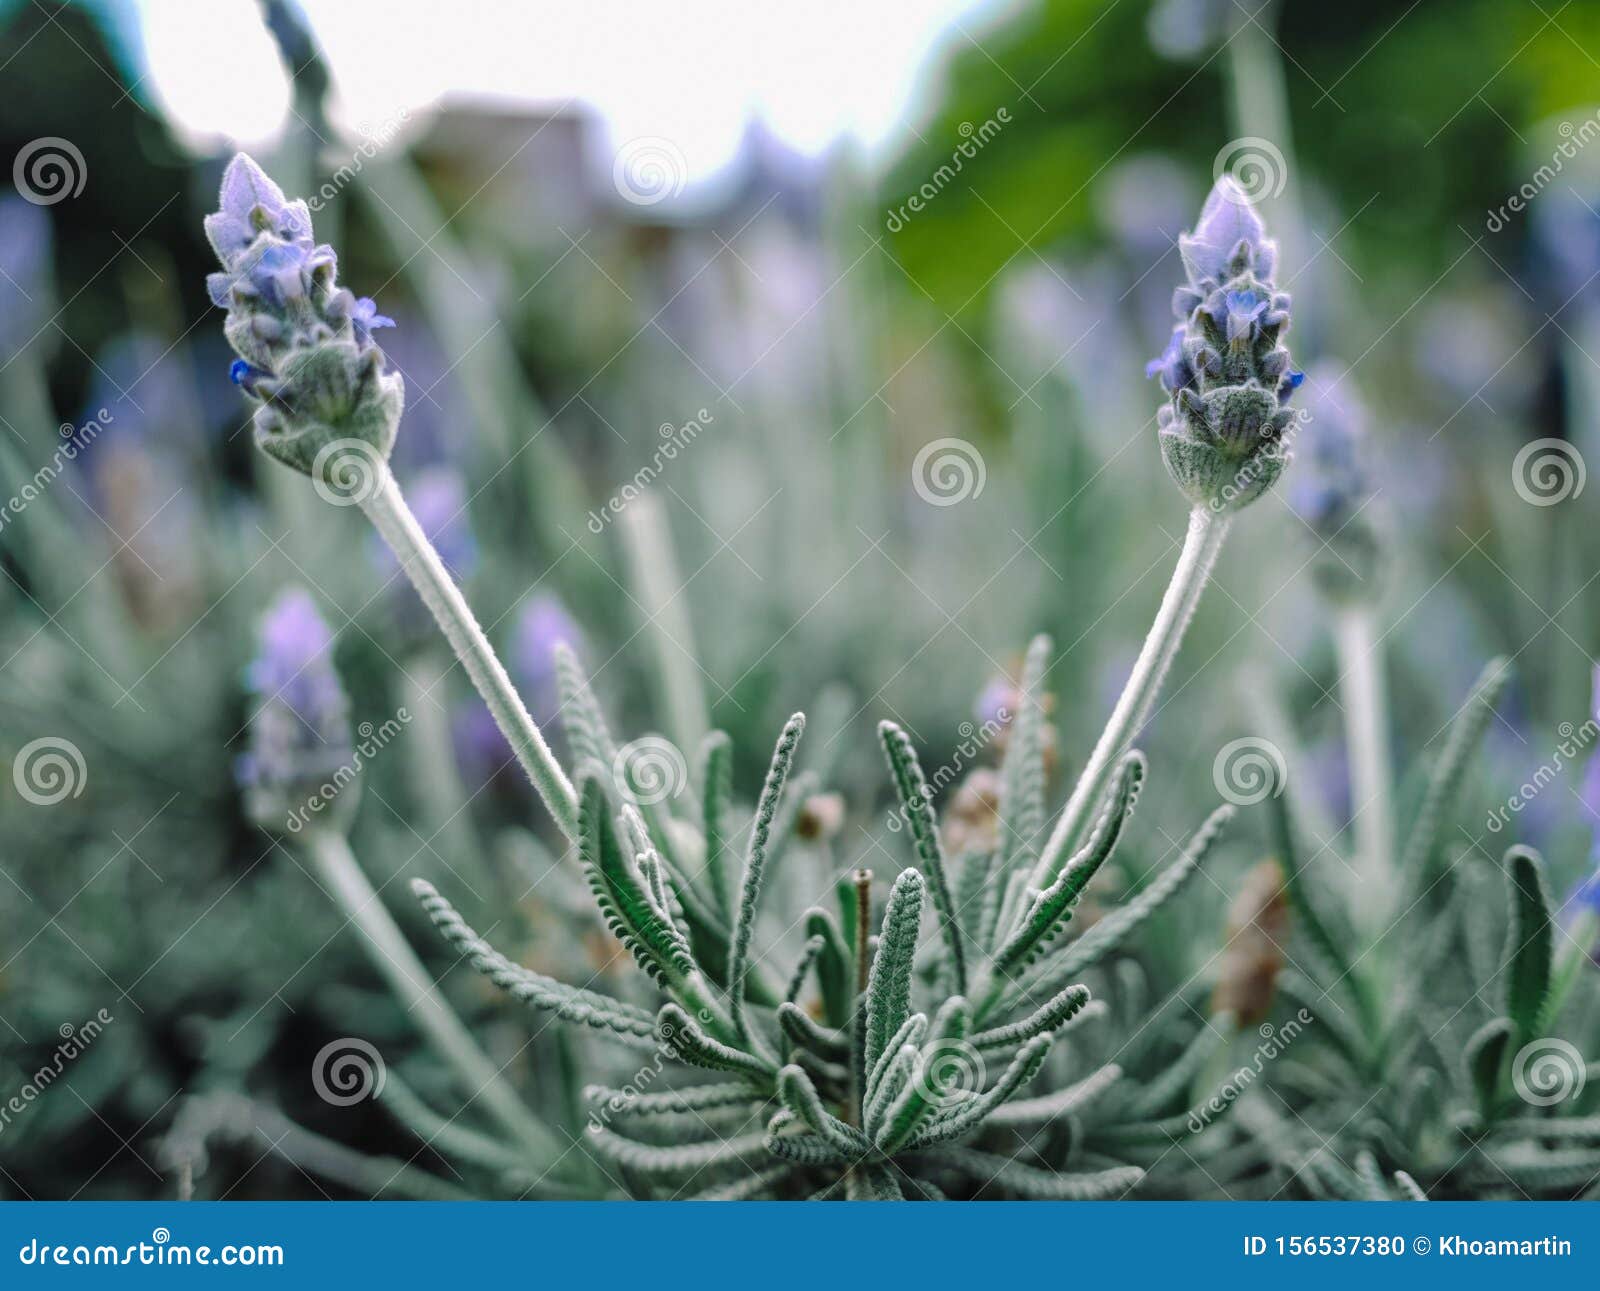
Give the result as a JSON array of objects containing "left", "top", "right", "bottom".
[{"left": 2, "top": 0, "right": 1599, "bottom": 1199}]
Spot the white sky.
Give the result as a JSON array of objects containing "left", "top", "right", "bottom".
[{"left": 133, "top": 0, "right": 1001, "bottom": 184}]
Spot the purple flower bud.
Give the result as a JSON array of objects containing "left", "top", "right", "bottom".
[
  {"left": 238, "top": 588, "right": 354, "bottom": 829},
  {"left": 205, "top": 154, "right": 404, "bottom": 488},
  {"left": 1151, "top": 177, "right": 1296, "bottom": 511},
  {"left": 515, "top": 595, "right": 583, "bottom": 726},
  {"left": 1179, "top": 177, "right": 1269, "bottom": 285}
]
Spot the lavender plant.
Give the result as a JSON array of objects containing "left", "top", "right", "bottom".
[{"left": 202, "top": 157, "right": 1322, "bottom": 1200}]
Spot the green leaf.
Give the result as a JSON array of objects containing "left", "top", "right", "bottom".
[
  {"left": 993, "top": 751, "right": 1145, "bottom": 979},
  {"left": 997, "top": 634, "right": 1052, "bottom": 874},
  {"left": 1393, "top": 1170, "right": 1428, "bottom": 1201},
  {"left": 864, "top": 869, "right": 925, "bottom": 1071},
  {"left": 582, "top": 1081, "right": 764, "bottom": 1120},
  {"left": 1503, "top": 845, "right": 1553, "bottom": 1036},
  {"left": 1012, "top": 803, "right": 1231, "bottom": 1003},
  {"left": 656, "top": 1003, "right": 774, "bottom": 1081},
  {"left": 879, "top": 719, "right": 968, "bottom": 993},
  {"left": 865, "top": 1013, "right": 929, "bottom": 1114},
  {"left": 969, "top": 983, "right": 1090, "bottom": 1053},
  {"left": 905, "top": 1033, "right": 1052, "bottom": 1149},
  {"left": 699, "top": 730, "right": 736, "bottom": 919},
  {"left": 986, "top": 1062, "right": 1123, "bottom": 1128},
  {"left": 1266, "top": 760, "right": 1378, "bottom": 1036},
  {"left": 777, "top": 1001, "right": 851, "bottom": 1061},
  {"left": 410, "top": 878, "right": 658, "bottom": 1044},
  {"left": 804, "top": 907, "right": 853, "bottom": 1028},
  {"left": 728, "top": 713, "right": 806, "bottom": 1045},
  {"left": 585, "top": 1123, "right": 768, "bottom": 1176},
  {"left": 1398, "top": 658, "right": 1509, "bottom": 892},
  {"left": 577, "top": 772, "right": 696, "bottom": 990},
  {"left": 776, "top": 1065, "right": 869, "bottom": 1156},
  {"left": 554, "top": 643, "right": 620, "bottom": 771},
  {"left": 924, "top": 1146, "right": 1142, "bottom": 1198},
  {"left": 1464, "top": 1016, "right": 1514, "bottom": 1118},
  {"left": 875, "top": 996, "right": 973, "bottom": 1151}
]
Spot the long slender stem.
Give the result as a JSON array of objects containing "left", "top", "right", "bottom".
[
  {"left": 300, "top": 828, "right": 561, "bottom": 1162},
  {"left": 362, "top": 466, "right": 578, "bottom": 841},
  {"left": 1028, "top": 507, "right": 1231, "bottom": 895},
  {"left": 1334, "top": 606, "right": 1395, "bottom": 930}
]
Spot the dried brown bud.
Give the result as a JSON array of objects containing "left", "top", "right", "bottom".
[
  {"left": 795, "top": 792, "right": 846, "bottom": 841},
  {"left": 1212, "top": 858, "right": 1288, "bottom": 1024}
]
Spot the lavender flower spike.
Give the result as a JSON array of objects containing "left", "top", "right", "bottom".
[
  {"left": 238, "top": 587, "right": 355, "bottom": 831},
  {"left": 1151, "top": 175, "right": 1300, "bottom": 512},
  {"left": 206, "top": 153, "right": 403, "bottom": 487},
  {"left": 1288, "top": 362, "right": 1384, "bottom": 602}
]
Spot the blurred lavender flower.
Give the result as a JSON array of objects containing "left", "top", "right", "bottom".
[
  {"left": 1287, "top": 363, "right": 1384, "bottom": 601},
  {"left": 515, "top": 594, "right": 584, "bottom": 727},
  {"left": 237, "top": 588, "right": 353, "bottom": 830},
  {"left": 370, "top": 467, "right": 477, "bottom": 582},
  {"left": 205, "top": 153, "right": 402, "bottom": 483},
  {"left": 0, "top": 197, "right": 54, "bottom": 353},
  {"left": 1150, "top": 177, "right": 1300, "bottom": 511},
  {"left": 1559, "top": 666, "right": 1600, "bottom": 960}
]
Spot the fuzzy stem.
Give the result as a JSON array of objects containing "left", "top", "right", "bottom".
[
  {"left": 1335, "top": 606, "right": 1395, "bottom": 930},
  {"left": 299, "top": 828, "right": 562, "bottom": 1162},
  {"left": 1029, "top": 507, "right": 1230, "bottom": 894},
  {"left": 361, "top": 466, "right": 578, "bottom": 841}
]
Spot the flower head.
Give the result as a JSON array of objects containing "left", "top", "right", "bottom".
[
  {"left": 1150, "top": 176, "right": 1298, "bottom": 512},
  {"left": 205, "top": 154, "right": 403, "bottom": 490},
  {"left": 1287, "top": 363, "right": 1384, "bottom": 601},
  {"left": 237, "top": 587, "right": 355, "bottom": 831}
]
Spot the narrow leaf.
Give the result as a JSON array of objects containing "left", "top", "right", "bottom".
[
  {"left": 879, "top": 719, "right": 968, "bottom": 993},
  {"left": 864, "top": 868, "right": 925, "bottom": 1070},
  {"left": 728, "top": 713, "right": 806, "bottom": 1044}
]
